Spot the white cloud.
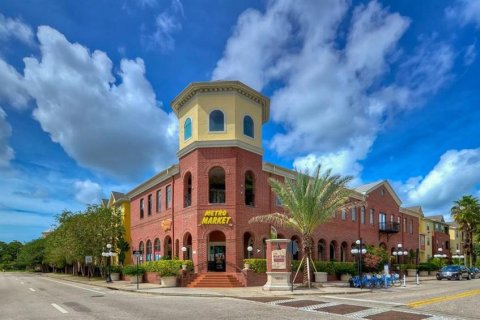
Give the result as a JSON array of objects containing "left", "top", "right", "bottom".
[
  {"left": 74, "top": 179, "right": 103, "bottom": 204},
  {"left": 446, "top": 0, "right": 480, "bottom": 27},
  {"left": 142, "top": 0, "right": 184, "bottom": 52},
  {"left": 0, "top": 58, "right": 30, "bottom": 109},
  {"left": 21, "top": 26, "right": 177, "bottom": 179},
  {"left": 212, "top": 0, "right": 454, "bottom": 177},
  {"left": 0, "top": 12, "right": 34, "bottom": 45},
  {"left": 401, "top": 149, "right": 480, "bottom": 212},
  {"left": 0, "top": 107, "right": 14, "bottom": 167},
  {"left": 464, "top": 42, "right": 476, "bottom": 66}
]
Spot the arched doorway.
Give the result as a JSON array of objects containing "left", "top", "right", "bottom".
[
  {"left": 329, "top": 241, "right": 337, "bottom": 261},
  {"left": 340, "top": 242, "right": 348, "bottom": 262},
  {"left": 317, "top": 239, "right": 326, "bottom": 261},
  {"left": 208, "top": 230, "right": 226, "bottom": 272}
]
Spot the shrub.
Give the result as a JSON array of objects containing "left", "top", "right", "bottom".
[
  {"left": 243, "top": 259, "right": 266, "bottom": 273},
  {"left": 122, "top": 264, "right": 145, "bottom": 276},
  {"left": 314, "top": 261, "right": 335, "bottom": 274},
  {"left": 143, "top": 260, "right": 193, "bottom": 276},
  {"left": 109, "top": 265, "right": 122, "bottom": 273},
  {"left": 333, "top": 262, "right": 356, "bottom": 276}
]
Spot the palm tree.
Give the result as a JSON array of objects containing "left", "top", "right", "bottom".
[
  {"left": 451, "top": 195, "right": 480, "bottom": 267},
  {"left": 249, "top": 165, "right": 354, "bottom": 287}
]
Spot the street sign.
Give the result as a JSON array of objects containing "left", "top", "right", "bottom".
[
  {"left": 132, "top": 250, "right": 142, "bottom": 256},
  {"left": 85, "top": 256, "right": 93, "bottom": 264}
]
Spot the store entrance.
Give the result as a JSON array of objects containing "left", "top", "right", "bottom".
[
  {"left": 208, "top": 244, "right": 226, "bottom": 272},
  {"left": 207, "top": 230, "right": 226, "bottom": 272}
]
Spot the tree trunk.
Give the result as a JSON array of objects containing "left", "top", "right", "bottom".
[{"left": 302, "top": 235, "right": 314, "bottom": 286}]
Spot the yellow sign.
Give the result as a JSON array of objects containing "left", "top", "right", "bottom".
[{"left": 201, "top": 210, "right": 232, "bottom": 225}]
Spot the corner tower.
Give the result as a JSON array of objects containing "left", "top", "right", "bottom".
[{"left": 171, "top": 81, "right": 270, "bottom": 158}]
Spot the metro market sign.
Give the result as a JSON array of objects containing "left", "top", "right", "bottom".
[{"left": 201, "top": 210, "right": 232, "bottom": 225}]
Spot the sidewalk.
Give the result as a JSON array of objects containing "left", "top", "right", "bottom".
[{"left": 43, "top": 273, "right": 436, "bottom": 298}]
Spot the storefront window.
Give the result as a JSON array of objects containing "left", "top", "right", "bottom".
[{"left": 209, "top": 167, "right": 225, "bottom": 203}]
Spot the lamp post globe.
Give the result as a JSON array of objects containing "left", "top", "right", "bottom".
[{"left": 247, "top": 245, "right": 253, "bottom": 259}]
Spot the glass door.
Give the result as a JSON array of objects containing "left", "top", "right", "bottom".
[{"left": 208, "top": 245, "right": 226, "bottom": 272}]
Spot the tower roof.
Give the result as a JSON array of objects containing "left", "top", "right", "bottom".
[{"left": 171, "top": 80, "right": 270, "bottom": 123}]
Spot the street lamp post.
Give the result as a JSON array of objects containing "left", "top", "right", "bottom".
[
  {"left": 350, "top": 239, "right": 366, "bottom": 281},
  {"left": 247, "top": 245, "right": 253, "bottom": 259},
  {"left": 101, "top": 244, "right": 117, "bottom": 283},
  {"left": 433, "top": 247, "right": 447, "bottom": 259},
  {"left": 181, "top": 246, "right": 187, "bottom": 260},
  {"left": 392, "top": 244, "right": 408, "bottom": 269}
]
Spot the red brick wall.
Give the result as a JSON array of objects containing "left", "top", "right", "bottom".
[{"left": 129, "top": 146, "right": 420, "bottom": 272}]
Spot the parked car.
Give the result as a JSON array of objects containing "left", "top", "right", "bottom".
[
  {"left": 468, "top": 267, "right": 480, "bottom": 279},
  {"left": 436, "top": 265, "right": 471, "bottom": 280}
]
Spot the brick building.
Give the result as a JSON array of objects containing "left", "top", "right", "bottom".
[{"left": 126, "top": 81, "right": 421, "bottom": 275}]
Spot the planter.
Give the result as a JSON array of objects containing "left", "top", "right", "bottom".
[
  {"left": 244, "top": 263, "right": 251, "bottom": 270},
  {"left": 314, "top": 272, "right": 328, "bottom": 283},
  {"left": 340, "top": 273, "right": 351, "bottom": 281},
  {"left": 418, "top": 270, "right": 428, "bottom": 277},
  {"left": 110, "top": 272, "right": 120, "bottom": 281},
  {"left": 160, "top": 276, "right": 177, "bottom": 287},
  {"left": 406, "top": 269, "right": 418, "bottom": 276},
  {"left": 182, "top": 264, "right": 187, "bottom": 271},
  {"left": 128, "top": 275, "right": 143, "bottom": 284}
]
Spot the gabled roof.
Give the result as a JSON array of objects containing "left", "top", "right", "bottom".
[
  {"left": 405, "top": 206, "right": 423, "bottom": 214},
  {"left": 354, "top": 180, "right": 402, "bottom": 206},
  {"left": 109, "top": 191, "right": 128, "bottom": 206},
  {"left": 100, "top": 199, "right": 109, "bottom": 208},
  {"left": 426, "top": 215, "right": 446, "bottom": 223}
]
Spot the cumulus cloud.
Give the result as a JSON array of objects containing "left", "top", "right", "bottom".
[
  {"left": 0, "top": 107, "right": 14, "bottom": 167},
  {"left": 401, "top": 149, "right": 480, "bottom": 212},
  {"left": 21, "top": 26, "right": 177, "bottom": 179},
  {"left": 446, "top": 0, "right": 480, "bottom": 27},
  {"left": 0, "top": 58, "right": 30, "bottom": 109},
  {"left": 142, "top": 0, "right": 184, "bottom": 52},
  {"left": 74, "top": 179, "right": 103, "bottom": 204},
  {"left": 212, "top": 0, "right": 454, "bottom": 177},
  {"left": 0, "top": 12, "right": 34, "bottom": 45}
]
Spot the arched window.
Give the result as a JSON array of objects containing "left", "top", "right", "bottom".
[
  {"left": 146, "top": 240, "right": 152, "bottom": 261},
  {"left": 244, "top": 171, "right": 255, "bottom": 206},
  {"left": 243, "top": 232, "right": 254, "bottom": 259},
  {"left": 329, "top": 241, "right": 337, "bottom": 261},
  {"left": 243, "top": 115, "right": 254, "bottom": 138},
  {"left": 209, "top": 167, "right": 225, "bottom": 203},
  {"left": 164, "top": 236, "right": 172, "bottom": 259},
  {"left": 317, "top": 239, "right": 326, "bottom": 261},
  {"left": 209, "top": 110, "right": 224, "bottom": 132},
  {"left": 154, "top": 238, "right": 161, "bottom": 261},
  {"left": 340, "top": 242, "right": 348, "bottom": 262},
  {"left": 184, "top": 172, "right": 192, "bottom": 207},
  {"left": 183, "top": 233, "right": 192, "bottom": 260},
  {"left": 184, "top": 117, "right": 192, "bottom": 140},
  {"left": 139, "top": 241, "right": 144, "bottom": 262}
]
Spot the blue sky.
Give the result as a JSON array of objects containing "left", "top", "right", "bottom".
[{"left": 1, "top": 0, "right": 480, "bottom": 243}]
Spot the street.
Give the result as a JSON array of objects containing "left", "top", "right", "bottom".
[{"left": 1, "top": 273, "right": 479, "bottom": 320}]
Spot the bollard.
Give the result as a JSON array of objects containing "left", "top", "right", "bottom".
[
  {"left": 416, "top": 273, "right": 419, "bottom": 285},
  {"left": 403, "top": 274, "right": 406, "bottom": 287}
]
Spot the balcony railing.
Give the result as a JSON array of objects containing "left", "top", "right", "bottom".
[{"left": 378, "top": 222, "right": 400, "bottom": 233}]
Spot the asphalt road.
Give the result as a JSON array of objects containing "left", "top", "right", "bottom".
[{"left": 1, "top": 273, "right": 479, "bottom": 320}]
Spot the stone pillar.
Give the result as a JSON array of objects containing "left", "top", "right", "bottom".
[{"left": 263, "top": 239, "right": 292, "bottom": 291}]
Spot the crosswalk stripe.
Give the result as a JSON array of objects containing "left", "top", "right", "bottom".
[{"left": 51, "top": 303, "right": 68, "bottom": 314}]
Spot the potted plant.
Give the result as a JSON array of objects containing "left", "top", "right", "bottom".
[
  {"left": 159, "top": 260, "right": 180, "bottom": 287},
  {"left": 335, "top": 262, "right": 356, "bottom": 281},
  {"left": 123, "top": 265, "right": 145, "bottom": 284},
  {"left": 109, "top": 265, "right": 122, "bottom": 281},
  {"left": 313, "top": 261, "right": 333, "bottom": 283},
  {"left": 418, "top": 263, "right": 430, "bottom": 276},
  {"left": 406, "top": 264, "right": 418, "bottom": 277}
]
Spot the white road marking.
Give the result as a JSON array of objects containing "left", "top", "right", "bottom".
[
  {"left": 41, "top": 277, "right": 105, "bottom": 295},
  {"left": 51, "top": 303, "right": 68, "bottom": 314},
  {"left": 29, "top": 288, "right": 35, "bottom": 292},
  {"left": 20, "top": 281, "right": 24, "bottom": 284},
  {"left": 326, "top": 295, "right": 405, "bottom": 306}
]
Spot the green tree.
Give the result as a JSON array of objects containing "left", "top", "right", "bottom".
[
  {"left": 17, "top": 238, "right": 46, "bottom": 271},
  {"left": 249, "top": 165, "right": 353, "bottom": 287},
  {"left": 451, "top": 195, "right": 480, "bottom": 267},
  {"left": 0, "top": 241, "right": 23, "bottom": 270}
]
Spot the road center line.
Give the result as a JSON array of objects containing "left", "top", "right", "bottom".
[
  {"left": 41, "top": 277, "right": 105, "bottom": 295},
  {"left": 326, "top": 296, "right": 405, "bottom": 306},
  {"left": 408, "top": 289, "right": 480, "bottom": 308},
  {"left": 51, "top": 303, "right": 68, "bottom": 314},
  {"left": 29, "top": 288, "right": 35, "bottom": 292}
]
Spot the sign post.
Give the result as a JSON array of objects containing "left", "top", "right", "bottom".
[
  {"left": 263, "top": 239, "right": 292, "bottom": 291},
  {"left": 85, "top": 256, "right": 93, "bottom": 280},
  {"left": 132, "top": 250, "right": 143, "bottom": 290}
]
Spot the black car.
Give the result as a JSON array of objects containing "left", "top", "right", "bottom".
[
  {"left": 436, "top": 265, "right": 471, "bottom": 280},
  {"left": 468, "top": 267, "right": 480, "bottom": 279}
]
